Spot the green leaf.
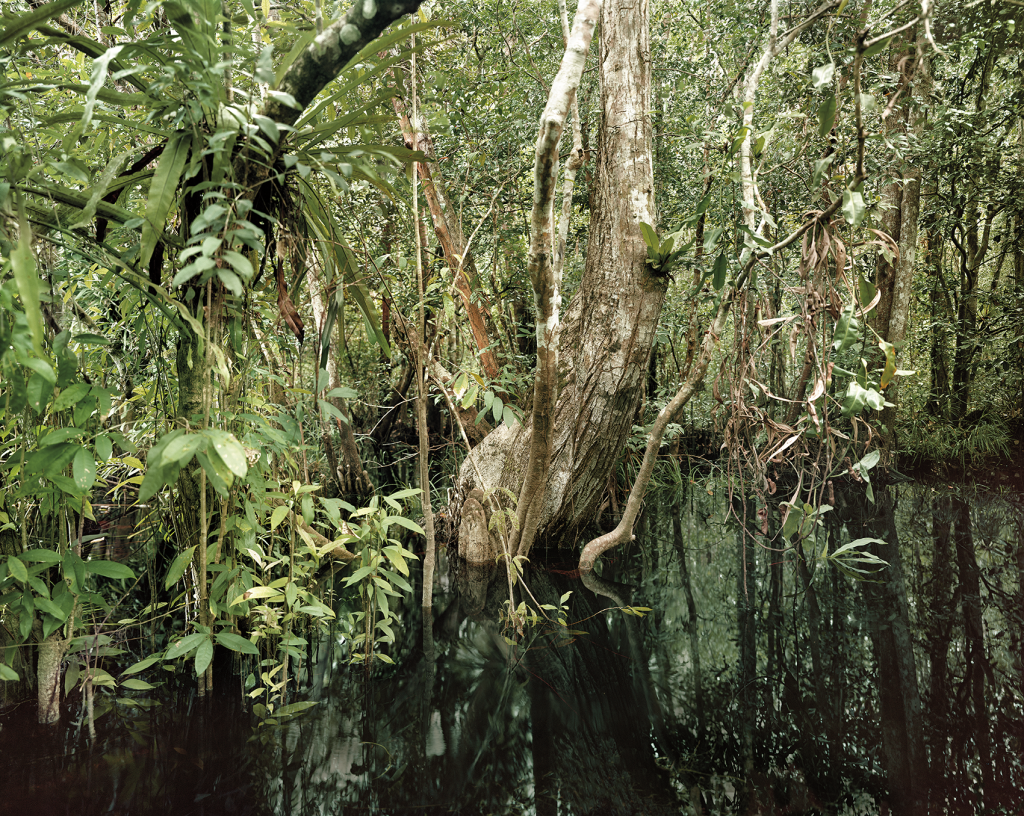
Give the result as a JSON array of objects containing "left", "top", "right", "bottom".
[
  {"left": 270, "top": 504, "right": 289, "bottom": 531},
  {"left": 20, "top": 549, "right": 61, "bottom": 564},
  {"left": 205, "top": 430, "right": 247, "bottom": 478},
  {"left": 858, "top": 274, "right": 877, "bottom": 310},
  {"left": 491, "top": 395, "right": 504, "bottom": 424},
  {"left": 384, "top": 515, "right": 425, "bottom": 536},
  {"left": 638, "top": 221, "right": 659, "bottom": 250},
  {"left": 81, "top": 45, "right": 124, "bottom": 130},
  {"left": 0, "top": 0, "right": 83, "bottom": 49},
  {"left": 275, "top": 701, "right": 318, "bottom": 717},
  {"left": 120, "top": 678, "right": 156, "bottom": 690},
  {"left": 712, "top": 253, "right": 728, "bottom": 291},
  {"left": 25, "top": 371, "right": 51, "bottom": 414},
  {"left": 194, "top": 638, "right": 214, "bottom": 676},
  {"left": 195, "top": 449, "right": 231, "bottom": 496},
  {"left": 387, "top": 487, "right": 423, "bottom": 502},
  {"left": 7, "top": 555, "right": 27, "bottom": 583},
  {"left": 215, "top": 632, "right": 259, "bottom": 655},
  {"left": 818, "top": 94, "right": 837, "bottom": 138},
  {"left": 811, "top": 156, "right": 833, "bottom": 189},
  {"left": 72, "top": 447, "right": 97, "bottom": 493},
  {"left": 95, "top": 433, "right": 113, "bottom": 463},
  {"left": 122, "top": 655, "right": 161, "bottom": 675},
  {"left": 85, "top": 560, "right": 135, "bottom": 581},
  {"left": 164, "top": 632, "right": 205, "bottom": 660},
  {"left": 63, "top": 549, "right": 87, "bottom": 593},
  {"left": 162, "top": 432, "right": 204, "bottom": 465},
  {"left": 164, "top": 545, "right": 197, "bottom": 590},
  {"left": 0, "top": 663, "right": 21, "bottom": 682},
  {"left": 382, "top": 545, "right": 409, "bottom": 575},
  {"left": 863, "top": 37, "right": 891, "bottom": 59},
  {"left": 229, "top": 586, "right": 281, "bottom": 605},
  {"left": 842, "top": 188, "right": 865, "bottom": 228},
  {"left": 52, "top": 382, "right": 91, "bottom": 412},
  {"left": 140, "top": 131, "right": 190, "bottom": 272},
  {"left": 11, "top": 203, "right": 44, "bottom": 356}
]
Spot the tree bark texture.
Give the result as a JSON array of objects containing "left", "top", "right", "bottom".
[
  {"left": 392, "top": 96, "right": 499, "bottom": 379},
  {"left": 462, "top": 0, "right": 665, "bottom": 548}
]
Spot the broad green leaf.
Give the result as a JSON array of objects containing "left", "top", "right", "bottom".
[
  {"left": 52, "top": 382, "right": 91, "bottom": 412},
  {"left": 817, "top": 94, "right": 837, "bottom": 138},
  {"left": 0, "top": 663, "right": 20, "bottom": 682},
  {"left": 164, "top": 632, "right": 205, "bottom": 660},
  {"left": 383, "top": 545, "right": 409, "bottom": 575},
  {"left": 72, "top": 447, "right": 97, "bottom": 493},
  {"left": 229, "top": 586, "right": 281, "bottom": 606},
  {"left": 216, "top": 632, "right": 259, "bottom": 655},
  {"left": 344, "top": 565, "right": 374, "bottom": 586},
  {"left": 384, "top": 515, "right": 425, "bottom": 536},
  {"left": 85, "top": 559, "right": 135, "bottom": 581},
  {"left": 20, "top": 549, "right": 61, "bottom": 564},
  {"left": 275, "top": 701, "right": 318, "bottom": 716},
  {"left": 194, "top": 638, "right": 214, "bottom": 676},
  {"left": 842, "top": 188, "right": 865, "bottom": 228},
  {"left": 195, "top": 449, "right": 231, "bottom": 496},
  {"left": 270, "top": 504, "right": 289, "bottom": 531},
  {"left": 63, "top": 549, "right": 87, "bottom": 593},
  {"left": 11, "top": 203, "right": 44, "bottom": 355},
  {"left": 206, "top": 430, "right": 247, "bottom": 478},
  {"left": 140, "top": 131, "right": 190, "bottom": 272},
  {"left": 122, "top": 655, "right": 161, "bottom": 675},
  {"left": 811, "top": 156, "right": 833, "bottom": 189},
  {"left": 863, "top": 37, "right": 891, "bottom": 59},
  {"left": 162, "top": 432, "right": 204, "bottom": 465},
  {"left": 95, "top": 433, "right": 113, "bottom": 463},
  {"left": 638, "top": 221, "right": 659, "bottom": 250},
  {"left": 388, "top": 487, "right": 423, "bottom": 502},
  {"left": 712, "top": 253, "right": 727, "bottom": 291},
  {"left": 857, "top": 274, "right": 877, "bottom": 309},
  {"left": 164, "top": 545, "right": 197, "bottom": 590},
  {"left": 120, "top": 678, "right": 156, "bottom": 690},
  {"left": 7, "top": 555, "right": 27, "bottom": 583},
  {"left": 878, "top": 340, "right": 897, "bottom": 388},
  {"left": 40, "top": 427, "right": 85, "bottom": 446}
]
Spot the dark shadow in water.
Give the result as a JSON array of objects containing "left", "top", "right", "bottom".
[{"left": 4, "top": 479, "right": 1024, "bottom": 815}]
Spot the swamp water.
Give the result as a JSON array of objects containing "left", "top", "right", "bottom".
[{"left": 2, "top": 479, "right": 1023, "bottom": 815}]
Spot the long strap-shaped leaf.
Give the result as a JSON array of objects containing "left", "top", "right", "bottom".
[
  {"left": 0, "top": 0, "right": 83, "bottom": 50},
  {"left": 140, "top": 132, "right": 190, "bottom": 271}
]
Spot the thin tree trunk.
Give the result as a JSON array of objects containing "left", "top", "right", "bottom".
[{"left": 392, "top": 95, "right": 499, "bottom": 380}]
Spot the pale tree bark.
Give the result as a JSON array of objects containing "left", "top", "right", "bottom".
[
  {"left": 878, "top": 40, "right": 930, "bottom": 437},
  {"left": 580, "top": 0, "right": 839, "bottom": 572},
  {"left": 407, "top": 44, "right": 438, "bottom": 610},
  {"left": 736, "top": 0, "right": 840, "bottom": 237},
  {"left": 463, "top": 0, "right": 666, "bottom": 556},
  {"left": 509, "top": 0, "right": 600, "bottom": 559}
]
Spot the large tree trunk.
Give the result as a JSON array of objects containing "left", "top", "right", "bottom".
[{"left": 461, "top": 0, "right": 666, "bottom": 545}]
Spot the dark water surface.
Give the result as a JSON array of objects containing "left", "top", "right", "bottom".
[{"left": 3, "top": 480, "right": 1024, "bottom": 815}]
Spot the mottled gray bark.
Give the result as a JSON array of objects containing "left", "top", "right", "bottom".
[{"left": 463, "top": 0, "right": 666, "bottom": 548}]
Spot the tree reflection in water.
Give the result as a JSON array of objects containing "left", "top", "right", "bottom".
[{"left": 2, "top": 480, "right": 1023, "bottom": 815}]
